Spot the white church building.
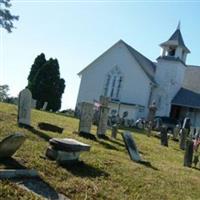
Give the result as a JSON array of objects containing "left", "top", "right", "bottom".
[{"left": 76, "top": 24, "right": 200, "bottom": 127}]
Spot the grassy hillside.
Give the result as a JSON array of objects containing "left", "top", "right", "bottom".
[{"left": 0, "top": 102, "right": 200, "bottom": 200}]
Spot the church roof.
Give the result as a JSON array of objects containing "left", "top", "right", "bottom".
[
  {"left": 78, "top": 40, "right": 157, "bottom": 84},
  {"left": 172, "top": 88, "right": 200, "bottom": 109},
  {"left": 121, "top": 41, "right": 156, "bottom": 83},
  {"left": 160, "top": 27, "right": 190, "bottom": 53},
  {"left": 182, "top": 65, "right": 200, "bottom": 94}
]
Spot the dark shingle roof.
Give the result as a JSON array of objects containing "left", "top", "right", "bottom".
[{"left": 172, "top": 88, "right": 200, "bottom": 109}]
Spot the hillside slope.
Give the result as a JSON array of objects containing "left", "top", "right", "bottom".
[{"left": 0, "top": 102, "right": 200, "bottom": 200}]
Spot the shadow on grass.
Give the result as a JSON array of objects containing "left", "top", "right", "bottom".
[
  {"left": 28, "top": 127, "right": 52, "bottom": 142},
  {"left": 100, "top": 135, "right": 125, "bottom": 148},
  {"left": 13, "top": 177, "right": 68, "bottom": 200},
  {"left": 137, "top": 160, "right": 159, "bottom": 171},
  {"left": 192, "top": 167, "right": 200, "bottom": 171},
  {"left": 98, "top": 140, "right": 119, "bottom": 151},
  {"left": 0, "top": 157, "right": 26, "bottom": 169},
  {"left": 60, "top": 161, "right": 109, "bottom": 178}
]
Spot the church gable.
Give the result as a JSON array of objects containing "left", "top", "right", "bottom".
[
  {"left": 76, "top": 40, "right": 155, "bottom": 109},
  {"left": 78, "top": 40, "right": 156, "bottom": 84}
]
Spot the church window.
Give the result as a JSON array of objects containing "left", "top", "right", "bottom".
[
  {"left": 104, "top": 66, "right": 123, "bottom": 100},
  {"left": 104, "top": 74, "right": 111, "bottom": 96}
]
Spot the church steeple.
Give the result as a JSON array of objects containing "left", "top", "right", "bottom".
[{"left": 159, "top": 22, "right": 190, "bottom": 63}]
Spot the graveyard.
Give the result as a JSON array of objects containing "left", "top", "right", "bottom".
[{"left": 0, "top": 102, "right": 200, "bottom": 200}]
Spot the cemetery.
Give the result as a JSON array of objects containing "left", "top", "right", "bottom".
[{"left": 0, "top": 99, "right": 200, "bottom": 200}]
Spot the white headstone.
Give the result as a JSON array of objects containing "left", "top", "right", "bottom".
[
  {"left": 18, "top": 88, "right": 32, "bottom": 126},
  {"left": 78, "top": 102, "right": 94, "bottom": 133}
]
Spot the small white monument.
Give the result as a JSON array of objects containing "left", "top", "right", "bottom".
[{"left": 18, "top": 88, "right": 32, "bottom": 127}]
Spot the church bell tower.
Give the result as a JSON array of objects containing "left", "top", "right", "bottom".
[{"left": 159, "top": 22, "right": 190, "bottom": 63}]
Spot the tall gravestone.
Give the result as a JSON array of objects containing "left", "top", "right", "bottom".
[
  {"left": 97, "top": 96, "right": 110, "bottom": 137},
  {"left": 180, "top": 117, "right": 191, "bottom": 150},
  {"left": 147, "top": 101, "right": 157, "bottom": 136},
  {"left": 160, "top": 125, "right": 168, "bottom": 147},
  {"left": 184, "top": 139, "right": 194, "bottom": 167},
  {"left": 18, "top": 88, "right": 32, "bottom": 127},
  {"left": 78, "top": 102, "right": 94, "bottom": 133}
]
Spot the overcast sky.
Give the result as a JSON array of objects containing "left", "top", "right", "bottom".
[{"left": 1, "top": 1, "right": 200, "bottom": 109}]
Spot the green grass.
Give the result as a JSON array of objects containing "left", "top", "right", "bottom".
[{"left": 0, "top": 102, "right": 200, "bottom": 200}]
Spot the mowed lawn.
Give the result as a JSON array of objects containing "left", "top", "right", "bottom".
[{"left": 0, "top": 102, "right": 200, "bottom": 200}]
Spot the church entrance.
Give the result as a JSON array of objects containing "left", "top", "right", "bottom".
[{"left": 170, "top": 105, "right": 181, "bottom": 119}]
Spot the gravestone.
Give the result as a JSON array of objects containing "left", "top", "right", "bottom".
[
  {"left": 46, "top": 138, "right": 91, "bottom": 163},
  {"left": 160, "top": 125, "right": 168, "bottom": 147},
  {"left": 31, "top": 99, "right": 37, "bottom": 109},
  {"left": 97, "top": 96, "right": 110, "bottom": 137},
  {"left": 18, "top": 88, "right": 32, "bottom": 127},
  {"left": 122, "top": 131, "right": 150, "bottom": 165},
  {"left": 111, "top": 124, "right": 118, "bottom": 139},
  {"left": 42, "top": 102, "right": 48, "bottom": 110},
  {"left": 179, "top": 118, "right": 191, "bottom": 150},
  {"left": 78, "top": 102, "right": 94, "bottom": 133},
  {"left": 147, "top": 101, "right": 157, "bottom": 136},
  {"left": 179, "top": 128, "right": 189, "bottom": 150},
  {"left": 0, "top": 133, "right": 26, "bottom": 158},
  {"left": 184, "top": 139, "right": 194, "bottom": 167},
  {"left": 173, "top": 124, "right": 180, "bottom": 141}
]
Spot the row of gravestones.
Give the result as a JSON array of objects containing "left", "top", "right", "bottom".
[
  {"left": 78, "top": 96, "right": 110, "bottom": 137},
  {"left": 160, "top": 117, "right": 200, "bottom": 168}
]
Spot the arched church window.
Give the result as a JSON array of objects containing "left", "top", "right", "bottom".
[{"left": 104, "top": 66, "right": 123, "bottom": 100}]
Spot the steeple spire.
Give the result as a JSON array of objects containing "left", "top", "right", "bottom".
[
  {"left": 177, "top": 21, "right": 181, "bottom": 30},
  {"left": 159, "top": 23, "right": 190, "bottom": 63}
]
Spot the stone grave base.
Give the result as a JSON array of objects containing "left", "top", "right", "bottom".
[
  {"left": 46, "top": 138, "right": 91, "bottom": 164},
  {"left": 46, "top": 147, "right": 80, "bottom": 163}
]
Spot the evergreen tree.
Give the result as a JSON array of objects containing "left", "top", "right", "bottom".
[
  {"left": 0, "top": 0, "right": 19, "bottom": 32},
  {"left": 28, "top": 53, "right": 46, "bottom": 83},
  {"left": 28, "top": 55, "right": 65, "bottom": 111}
]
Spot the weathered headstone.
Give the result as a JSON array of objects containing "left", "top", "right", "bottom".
[
  {"left": 122, "top": 131, "right": 142, "bottom": 162},
  {"left": 97, "top": 96, "right": 110, "bottom": 137},
  {"left": 160, "top": 125, "right": 168, "bottom": 147},
  {"left": 18, "top": 88, "right": 32, "bottom": 127},
  {"left": 179, "top": 128, "right": 189, "bottom": 150},
  {"left": 78, "top": 102, "right": 94, "bottom": 133},
  {"left": 31, "top": 99, "right": 37, "bottom": 109},
  {"left": 147, "top": 101, "right": 157, "bottom": 136},
  {"left": 111, "top": 124, "right": 118, "bottom": 139},
  {"left": 0, "top": 133, "right": 26, "bottom": 158},
  {"left": 122, "top": 131, "right": 151, "bottom": 166},
  {"left": 193, "top": 137, "right": 200, "bottom": 167},
  {"left": 42, "top": 102, "right": 48, "bottom": 110},
  {"left": 184, "top": 139, "right": 194, "bottom": 167},
  {"left": 46, "top": 138, "right": 91, "bottom": 163},
  {"left": 173, "top": 124, "right": 180, "bottom": 141},
  {"left": 180, "top": 118, "right": 191, "bottom": 150}
]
